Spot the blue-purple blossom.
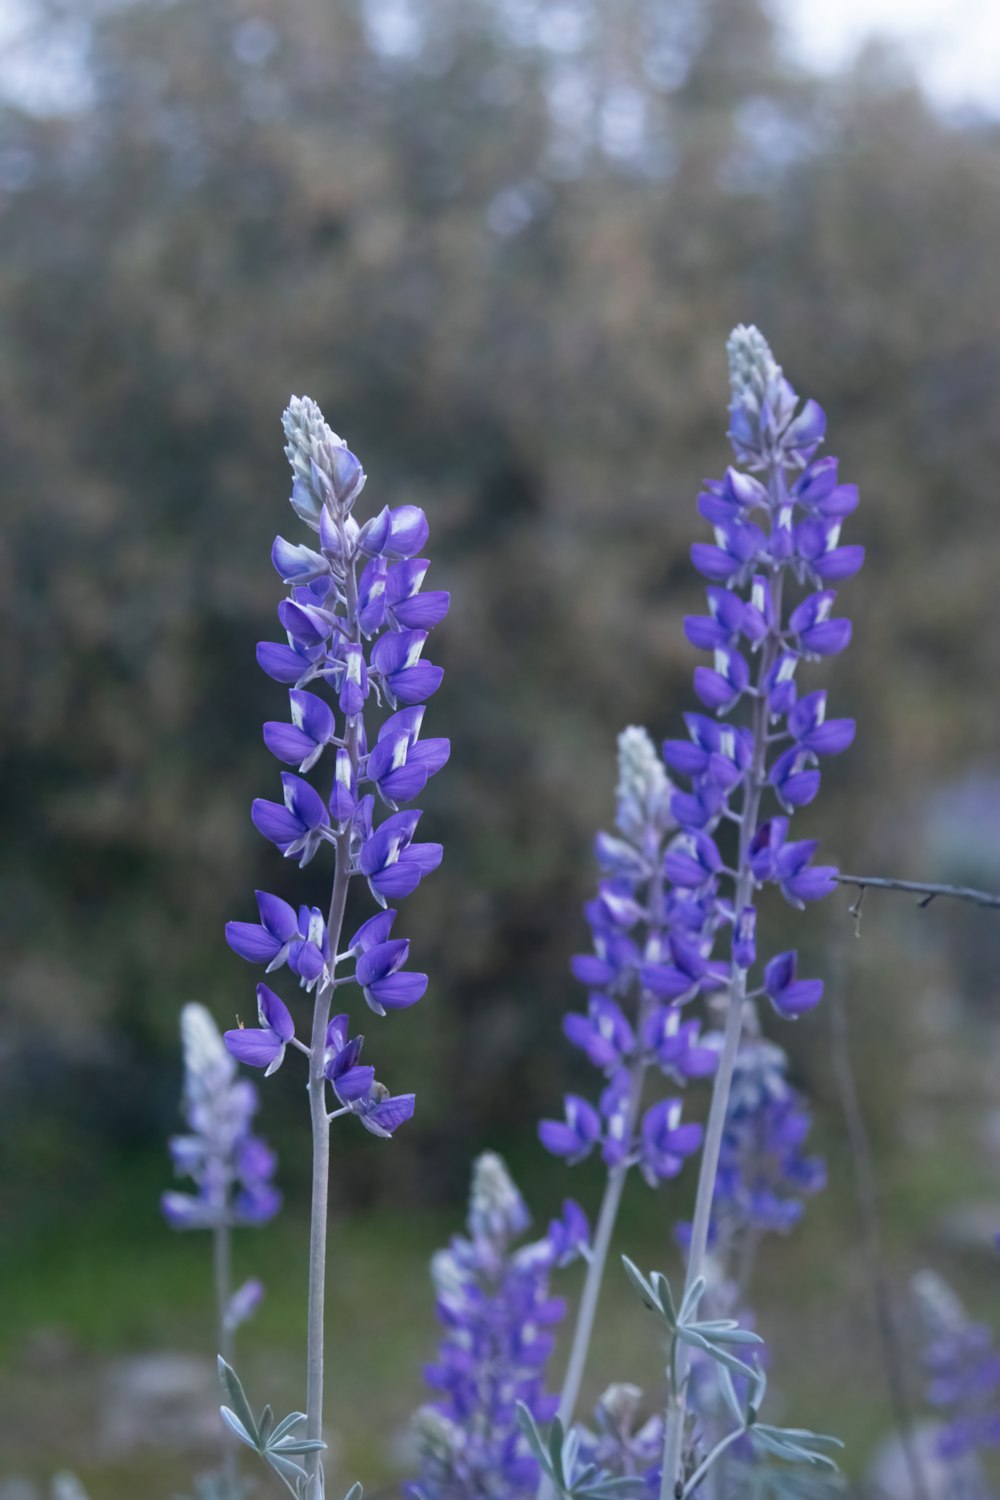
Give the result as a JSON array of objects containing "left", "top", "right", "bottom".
[
  {"left": 576, "top": 1384, "right": 662, "bottom": 1491},
  {"left": 680, "top": 1040, "right": 825, "bottom": 1249},
  {"left": 224, "top": 395, "right": 450, "bottom": 1139},
  {"left": 914, "top": 1271, "right": 1000, "bottom": 1469},
  {"left": 540, "top": 727, "right": 708, "bottom": 1186},
  {"left": 162, "top": 1002, "right": 281, "bottom": 1231},
  {"left": 410, "top": 1153, "right": 587, "bottom": 1500},
  {"left": 224, "top": 984, "right": 295, "bottom": 1074}
]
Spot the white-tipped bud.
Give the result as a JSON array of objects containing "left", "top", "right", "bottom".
[
  {"left": 412, "top": 1406, "right": 465, "bottom": 1462},
  {"left": 469, "top": 1151, "right": 530, "bottom": 1241},
  {"left": 180, "top": 1002, "right": 235, "bottom": 1101},
  {"left": 283, "top": 395, "right": 343, "bottom": 482},
  {"left": 615, "top": 726, "right": 673, "bottom": 843},
  {"left": 726, "top": 324, "right": 782, "bottom": 412},
  {"left": 596, "top": 1383, "right": 644, "bottom": 1427},
  {"left": 283, "top": 395, "right": 366, "bottom": 519}
]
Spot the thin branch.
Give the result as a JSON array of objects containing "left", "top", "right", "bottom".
[
  {"left": 835, "top": 873, "right": 1000, "bottom": 912},
  {"left": 827, "top": 935, "right": 933, "bottom": 1500}
]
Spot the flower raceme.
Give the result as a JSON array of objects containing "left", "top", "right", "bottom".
[
  {"left": 542, "top": 329, "right": 859, "bottom": 1187},
  {"left": 222, "top": 396, "right": 449, "bottom": 1136},
  {"left": 410, "top": 1153, "right": 589, "bottom": 1500},
  {"left": 162, "top": 1002, "right": 281, "bottom": 1233}
]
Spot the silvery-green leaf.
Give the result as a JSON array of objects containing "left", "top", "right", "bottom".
[
  {"left": 548, "top": 1415, "right": 567, "bottom": 1486},
  {"left": 259, "top": 1403, "right": 275, "bottom": 1442},
  {"left": 620, "top": 1256, "right": 663, "bottom": 1318},
  {"left": 269, "top": 1437, "right": 329, "bottom": 1455},
  {"left": 715, "top": 1364, "right": 745, "bottom": 1427},
  {"left": 751, "top": 1424, "right": 842, "bottom": 1469},
  {"left": 343, "top": 1486, "right": 364, "bottom": 1500},
  {"left": 560, "top": 1424, "right": 580, "bottom": 1487},
  {"left": 650, "top": 1271, "right": 677, "bottom": 1328},
  {"left": 684, "top": 1316, "right": 762, "bottom": 1344},
  {"left": 516, "top": 1403, "right": 551, "bottom": 1473},
  {"left": 678, "top": 1275, "right": 705, "bottom": 1326},
  {"left": 675, "top": 1325, "right": 757, "bottom": 1378},
  {"left": 217, "top": 1358, "right": 260, "bottom": 1446},
  {"left": 220, "top": 1405, "right": 259, "bottom": 1450},
  {"left": 270, "top": 1410, "right": 308, "bottom": 1443}
]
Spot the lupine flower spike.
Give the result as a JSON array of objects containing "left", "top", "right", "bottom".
[
  {"left": 221, "top": 398, "right": 449, "bottom": 1497},
  {"left": 410, "top": 1153, "right": 588, "bottom": 1500},
  {"left": 652, "top": 326, "right": 861, "bottom": 1495}
]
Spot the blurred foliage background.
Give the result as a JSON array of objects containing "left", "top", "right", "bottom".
[{"left": 5, "top": 0, "right": 1000, "bottom": 1491}]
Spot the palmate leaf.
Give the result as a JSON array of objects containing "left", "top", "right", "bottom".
[
  {"left": 621, "top": 1255, "right": 672, "bottom": 1323},
  {"left": 216, "top": 1357, "right": 327, "bottom": 1498},
  {"left": 749, "top": 1423, "right": 843, "bottom": 1470},
  {"left": 218, "top": 1357, "right": 260, "bottom": 1448},
  {"left": 515, "top": 1404, "right": 644, "bottom": 1500}
]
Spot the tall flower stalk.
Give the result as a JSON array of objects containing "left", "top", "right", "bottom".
[
  {"left": 539, "top": 728, "right": 715, "bottom": 1431},
  {"left": 656, "top": 327, "right": 861, "bottom": 1493},
  {"left": 222, "top": 398, "right": 449, "bottom": 1496}
]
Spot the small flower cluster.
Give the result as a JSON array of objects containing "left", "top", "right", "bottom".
[
  {"left": 410, "top": 1153, "right": 589, "bottom": 1500},
  {"left": 162, "top": 1002, "right": 280, "bottom": 1233},
  {"left": 576, "top": 1384, "right": 662, "bottom": 1488},
  {"left": 914, "top": 1270, "right": 1000, "bottom": 1465},
  {"left": 538, "top": 726, "right": 712, "bottom": 1184},
  {"left": 707, "top": 1037, "right": 826, "bottom": 1245},
  {"left": 223, "top": 397, "right": 449, "bottom": 1132}
]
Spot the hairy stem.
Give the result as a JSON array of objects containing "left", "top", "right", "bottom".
[
  {"left": 556, "top": 1064, "right": 647, "bottom": 1430},
  {"left": 659, "top": 561, "right": 784, "bottom": 1497},
  {"left": 305, "top": 546, "right": 361, "bottom": 1500}
]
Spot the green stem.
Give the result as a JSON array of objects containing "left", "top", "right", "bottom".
[{"left": 304, "top": 540, "right": 361, "bottom": 1500}]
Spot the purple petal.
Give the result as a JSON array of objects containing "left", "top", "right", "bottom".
[
  {"left": 392, "top": 591, "right": 451, "bottom": 630},
  {"left": 367, "top": 971, "right": 428, "bottom": 1011},
  {"left": 257, "top": 984, "right": 295, "bottom": 1042},
  {"left": 356, "top": 938, "right": 410, "bottom": 986},
  {"left": 349, "top": 909, "right": 398, "bottom": 953},
  {"left": 256, "top": 641, "right": 310, "bottom": 685},
  {"left": 226, "top": 922, "right": 282, "bottom": 965},
  {"left": 334, "top": 1064, "right": 376, "bottom": 1103},
  {"left": 386, "top": 506, "right": 429, "bottom": 559},
  {"left": 769, "top": 979, "right": 824, "bottom": 1017},
  {"left": 387, "top": 661, "right": 444, "bottom": 705},
  {"left": 224, "top": 1027, "right": 284, "bottom": 1069},
  {"left": 362, "top": 1091, "right": 416, "bottom": 1136},
  {"left": 263, "top": 722, "right": 317, "bottom": 765},
  {"left": 251, "top": 798, "right": 303, "bottom": 850}
]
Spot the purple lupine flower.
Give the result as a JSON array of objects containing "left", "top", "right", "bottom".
[
  {"left": 223, "top": 984, "right": 295, "bottom": 1074},
  {"left": 224, "top": 395, "right": 450, "bottom": 1151},
  {"left": 410, "top": 1153, "right": 585, "bottom": 1500},
  {"left": 679, "top": 1040, "right": 825, "bottom": 1249},
  {"left": 914, "top": 1271, "right": 1000, "bottom": 1475},
  {"left": 161, "top": 1002, "right": 280, "bottom": 1232},
  {"left": 639, "top": 1099, "right": 703, "bottom": 1186},
  {"left": 541, "top": 727, "right": 708, "bottom": 1187},
  {"left": 577, "top": 1384, "right": 663, "bottom": 1490}
]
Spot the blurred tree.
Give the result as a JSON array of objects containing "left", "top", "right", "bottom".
[{"left": 3, "top": 0, "right": 1000, "bottom": 1222}]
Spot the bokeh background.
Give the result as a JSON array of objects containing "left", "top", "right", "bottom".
[{"left": 5, "top": 0, "right": 1000, "bottom": 1492}]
